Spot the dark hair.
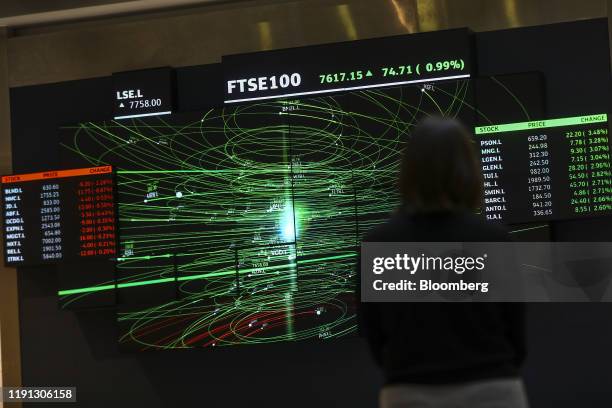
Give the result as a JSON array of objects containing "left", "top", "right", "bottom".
[{"left": 399, "top": 117, "right": 483, "bottom": 212}]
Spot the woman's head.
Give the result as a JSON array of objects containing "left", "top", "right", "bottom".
[{"left": 399, "top": 116, "right": 483, "bottom": 213}]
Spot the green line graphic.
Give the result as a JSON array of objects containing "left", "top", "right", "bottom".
[
  {"left": 58, "top": 80, "right": 539, "bottom": 349},
  {"left": 58, "top": 284, "right": 116, "bottom": 296}
]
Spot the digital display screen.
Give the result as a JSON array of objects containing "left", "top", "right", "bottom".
[
  {"left": 58, "top": 260, "right": 117, "bottom": 309},
  {"left": 57, "top": 76, "right": 565, "bottom": 348},
  {"left": 476, "top": 114, "right": 612, "bottom": 223},
  {"left": 113, "top": 67, "right": 174, "bottom": 120},
  {"left": 223, "top": 28, "right": 472, "bottom": 103},
  {"left": 1, "top": 166, "right": 118, "bottom": 266}
]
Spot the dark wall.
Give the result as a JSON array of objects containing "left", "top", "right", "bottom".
[{"left": 10, "top": 19, "right": 612, "bottom": 407}]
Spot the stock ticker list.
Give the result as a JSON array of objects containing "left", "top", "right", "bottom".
[
  {"left": 1, "top": 166, "right": 117, "bottom": 266},
  {"left": 476, "top": 114, "right": 612, "bottom": 224}
]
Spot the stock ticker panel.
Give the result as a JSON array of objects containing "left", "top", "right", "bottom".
[
  {"left": 1, "top": 166, "right": 117, "bottom": 266},
  {"left": 476, "top": 114, "right": 612, "bottom": 223},
  {"left": 56, "top": 77, "right": 553, "bottom": 349}
]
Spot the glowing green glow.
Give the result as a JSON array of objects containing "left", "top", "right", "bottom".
[{"left": 58, "top": 284, "right": 116, "bottom": 296}]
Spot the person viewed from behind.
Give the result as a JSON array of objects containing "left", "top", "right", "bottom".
[{"left": 360, "top": 117, "right": 528, "bottom": 408}]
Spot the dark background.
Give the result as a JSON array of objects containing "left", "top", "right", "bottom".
[{"left": 9, "top": 19, "right": 612, "bottom": 407}]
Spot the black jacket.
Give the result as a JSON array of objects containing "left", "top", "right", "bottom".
[{"left": 359, "top": 210, "right": 526, "bottom": 384}]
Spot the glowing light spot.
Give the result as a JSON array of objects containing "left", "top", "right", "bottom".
[
  {"left": 176, "top": 191, "right": 183, "bottom": 198},
  {"left": 257, "top": 21, "right": 273, "bottom": 50},
  {"left": 280, "top": 204, "right": 296, "bottom": 241},
  {"left": 337, "top": 5, "right": 358, "bottom": 40}
]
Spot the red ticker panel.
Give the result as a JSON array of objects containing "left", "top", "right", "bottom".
[{"left": 1, "top": 166, "right": 118, "bottom": 266}]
